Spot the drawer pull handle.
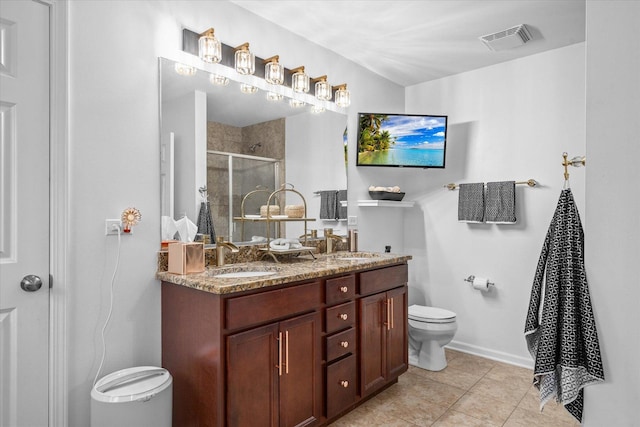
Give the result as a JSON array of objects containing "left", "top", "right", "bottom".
[
  {"left": 340, "top": 341, "right": 349, "bottom": 348},
  {"left": 340, "top": 380, "right": 349, "bottom": 388},
  {"left": 340, "top": 286, "right": 349, "bottom": 293},
  {"left": 339, "top": 313, "right": 348, "bottom": 321}
]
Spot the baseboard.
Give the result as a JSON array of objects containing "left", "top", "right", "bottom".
[{"left": 446, "top": 340, "right": 534, "bottom": 369}]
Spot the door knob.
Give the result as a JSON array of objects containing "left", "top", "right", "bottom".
[{"left": 20, "top": 275, "right": 43, "bottom": 292}]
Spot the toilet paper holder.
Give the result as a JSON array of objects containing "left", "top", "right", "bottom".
[{"left": 464, "top": 275, "right": 495, "bottom": 288}]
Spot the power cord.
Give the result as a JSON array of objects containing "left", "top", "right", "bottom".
[{"left": 94, "top": 223, "right": 122, "bottom": 386}]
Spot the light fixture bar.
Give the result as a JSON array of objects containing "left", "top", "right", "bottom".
[{"left": 181, "top": 28, "right": 351, "bottom": 110}]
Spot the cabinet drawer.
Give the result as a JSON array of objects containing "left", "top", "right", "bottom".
[
  {"left": 325, "top": 301, "right": 356, "bottom": 334},
  {"left": 326, "top": 327, "right": 356, "bottom": 362},
  {"left": 326, "top": 354, "right": 357, "bottom": 419},
  {"left": 359, "top": 264, "right": 408, "bottom": 296},
  {"left": 225, "top": 281, "right": 322, "bottom": 330},
  {"left": 325, "top": 275, "right": 355, "bottom": 305}
]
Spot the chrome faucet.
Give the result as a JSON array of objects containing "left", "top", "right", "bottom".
[
  {"left": 324, "top": 228, "right": 347, "bottom": 254},
  {"left": 216, "top": 236, "right": 239, "bottom": 266}
]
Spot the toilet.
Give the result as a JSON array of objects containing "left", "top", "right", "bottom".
[{"left": 408, "top": 304, "right": 457, "bottom": 371}]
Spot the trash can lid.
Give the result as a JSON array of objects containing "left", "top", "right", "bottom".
[{"left": 91, "top": 366, "right": 172, "bottom": 403}]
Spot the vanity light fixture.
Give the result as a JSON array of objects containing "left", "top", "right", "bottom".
[
  {"left": 291, "top": 66, "right": 310, "bottom": 93},
  {"left": 311, "top": 105, "right": 325, "bottom": 114},
  {"left": 240, "top": 83, "right": 258, "bottom": 94},
  {"left": 198, "top": 28, "right": 222, "bottom": 63},
  {"left": 264, "top": 55, "right": 284, "bottom": 85},
  {"left": 174, "top": 62, "right": 197, "bottom": 76},
  {"left": 234, "top": 42, "right": 255, "bottom": 75},
  {"left": 313, "top": 75, "right": 332, "bottom": 101},
  {"left": 209, "top": 74, "right": 229, "bottom": 86},
  {"left": 266, "top": 92, "right": 283, "bottom": 101},
  {"left": 334, "top": 84, "right": 351, "bottom": 107}
]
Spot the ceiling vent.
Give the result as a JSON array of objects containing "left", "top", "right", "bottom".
[{"left": 480, "top": 24, "right": 532, "bottom": 51}]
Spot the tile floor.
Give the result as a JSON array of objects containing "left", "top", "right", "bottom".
[{"left": 329, "top": 349, "right": 580, "bottom": 427}]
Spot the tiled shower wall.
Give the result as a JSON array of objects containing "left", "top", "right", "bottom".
[{"left": 206, "top": 118, "right": 286, "bottom": 239}]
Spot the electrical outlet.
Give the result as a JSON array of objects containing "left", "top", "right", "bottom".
[
  {"left": 105, "top": 219, "right": 122, "bottom": 236},
  {"left": 348, "top": 215, "right": 358, "bottom": 227}
]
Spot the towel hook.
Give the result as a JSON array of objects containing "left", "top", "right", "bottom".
[{"left": 562, "top": 152, "right": 586, "bottom": 187}]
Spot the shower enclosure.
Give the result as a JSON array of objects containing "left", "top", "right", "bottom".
[{"left": 207, "top": 150, "right": 281, "bottom": 243}]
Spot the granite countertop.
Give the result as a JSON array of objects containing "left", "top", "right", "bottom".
[{"left": 156, "top": 251, "right": 412, "bottom": 295}]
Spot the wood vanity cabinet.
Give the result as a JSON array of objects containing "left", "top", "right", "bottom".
[
  {"left": 161, "top": 262, "right": 408, "bottom": 427},
  {"left": 324, "top": 275, "right": 357, "bottom": 419},
  {"left": 227, "top": 311, "right": 321, "bottom": 427},
  {"left": 359, "top": 265, "right": 408, "bottom": 397}
]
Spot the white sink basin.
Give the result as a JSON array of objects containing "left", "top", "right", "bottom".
[{"left": 213, "top": 271, "right": 277, "bottom": 278}]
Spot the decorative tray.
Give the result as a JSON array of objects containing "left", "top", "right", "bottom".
[{"left": 368, "top": 191, "right": 406, "bottom": 201}]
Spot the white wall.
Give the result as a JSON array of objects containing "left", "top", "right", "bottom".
[
  {"left": 403, "top": 44, "right": 587, "bottom": 366},
  {"left": 66, "top": 1, "right": 401, "bottom": 424},
  {"left": 583, "top": 2, "right": 640, "bottom": 425},
  {"left": 286, "top": 111, "right": 349, "bottom": 238},
  {"left": 162, "top": 90, "right": 206, "bottom": 221}
]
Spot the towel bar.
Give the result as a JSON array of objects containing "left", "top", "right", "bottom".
[{"left": 445, "top": 179, "right": 537, "bottom": 191}]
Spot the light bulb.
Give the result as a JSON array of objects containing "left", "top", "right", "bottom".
[
  {"left": 234, "top": 43, "right": 255, "bottom": 75},
  {"left": 198, "top": 28, "right": 221, "bottom": 64}
]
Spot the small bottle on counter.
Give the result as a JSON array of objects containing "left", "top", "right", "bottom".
[{"left": 348, "top": 229, "right": 358, "bottom": 252}]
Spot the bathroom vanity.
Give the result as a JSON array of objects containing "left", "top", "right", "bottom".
[{"left": 157, "top": 252, "right": 410, "bottom": 427}]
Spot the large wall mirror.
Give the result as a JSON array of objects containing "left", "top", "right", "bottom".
[{"left": 159, "top": 57, "right": 348, "bottom": 244}]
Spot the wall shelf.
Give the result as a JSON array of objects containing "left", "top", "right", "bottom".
[{"left": 357, "top": 200, "right": 415, "bottom": 208}]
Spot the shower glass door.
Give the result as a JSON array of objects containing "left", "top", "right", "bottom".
[{"left": 207, "top": 151, "right": 280, "bottom": 243}]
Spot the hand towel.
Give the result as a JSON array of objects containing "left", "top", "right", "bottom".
[
  {"left": 525, "top": 189, "right": 604, "bottom": 423},
  {"left": 269, "top": 238, "right": 302, "bottom": 250},
  {"left": 458, "top": 183, "right": 485, "bottom": 223},
  {"left": 319, "top": 190, "right": 338, "bottom": 220},
  {"left": 485, "top": 181, "right": 516, "bottom": 223},
  {"left": 337, "top": 190, "right": 348, "bottom": 220},
  {"left": 196, "top": 201, "right": 217, "bottom": 243}
]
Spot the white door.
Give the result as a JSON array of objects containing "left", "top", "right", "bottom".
[{"left": 0, "top": 1, "right": 50, "bottom": 426}]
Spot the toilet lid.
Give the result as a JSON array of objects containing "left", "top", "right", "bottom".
[{"left": 408, "top": 305, "right": 456, "bottom": 323}]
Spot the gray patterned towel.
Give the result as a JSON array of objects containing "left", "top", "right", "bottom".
[
  {"left": 485, "top": 181, "right": 516, "bottom": 223},
  {"left": 337, "top": 189, "right": 347, "bottom": 220},
  {"left": 458, "top": 183, "right": 485, "bottom": 222},
  {"left": 319, "top": 190, "right": 338, "bottom": 219},
  {"left": 524, "top": 189, "right": 604, "bottom": 423}
]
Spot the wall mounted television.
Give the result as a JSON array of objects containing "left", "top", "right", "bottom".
[{"left": 356, "top": 113, "right": 448, "bottom": 168}]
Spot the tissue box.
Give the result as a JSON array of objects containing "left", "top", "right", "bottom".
[{"left": 168, "top": 242, "right": 205, "bottom": 275}]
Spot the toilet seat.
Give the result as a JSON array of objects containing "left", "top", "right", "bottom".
[{"left": 408, "top": 305, "right": 456, "bottom": 324}]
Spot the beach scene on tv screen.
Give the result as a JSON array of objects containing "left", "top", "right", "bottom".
[{"left": 357, "top": 114, "right": 446, "bottom": 167}]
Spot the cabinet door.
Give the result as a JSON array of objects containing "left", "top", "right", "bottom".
[
  {"left": 279, "top": 312, "right": 322, "bottom": 427},
  {"left": 386, "top": 286, "right": 408, "bottom": 379},
  {"left": 359, "top": 293, "right": 387, "bottom": 396},
  {"left": 227, "top": 323, "right": 280, "bottom": 427}
]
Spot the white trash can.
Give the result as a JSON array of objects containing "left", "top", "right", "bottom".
[{"left": 91, "top": 366, "right": 172, "bottom": 427}]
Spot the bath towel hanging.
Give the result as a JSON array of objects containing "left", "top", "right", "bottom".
[
  {"left": 319, "top": 190, "right": 338, "bottom": 220},
  {"left": 337, "top": 189, "right": 347, "bottom": 220},
  {"left": 457, "top": 183, "right": 485, "bottom": 223},
  {"left": 485, "top": 181, "right": 516, "bottom": 223},
  {"left": 196, "top": 186, "right": 216, "bottom": 244},
  {"left": 524, "top": 188, "right": 604, "bottom": 423}
]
